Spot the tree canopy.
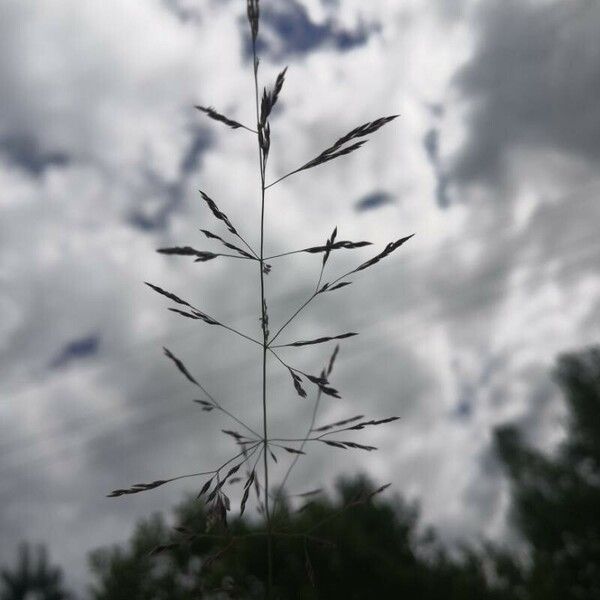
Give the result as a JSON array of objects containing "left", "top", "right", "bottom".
[
  {"left": 494, "top": 346, "right": 600, "bottom": 600},
  {"left": 89, "top": 476, "right": 505, "bottom": 599}
]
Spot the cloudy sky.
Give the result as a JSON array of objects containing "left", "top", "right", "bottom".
[{"left": 2, "top": 0, "right": 600, "bottom": 592}]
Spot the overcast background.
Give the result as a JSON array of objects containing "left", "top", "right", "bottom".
[{"left": 2, "top": 0, "right": 600, "bottom": 593}]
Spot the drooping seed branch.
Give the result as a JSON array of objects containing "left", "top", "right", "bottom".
[{"left": 111, "top": 1, "right": 410, "bottom": 594}]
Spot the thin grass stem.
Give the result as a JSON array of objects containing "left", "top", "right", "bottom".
[
  {"left": 233, "top": 233, "right": 261, "bottom": 260},
  {"left": 264, "top": 168, "right": 300, "bottom": 190},
  {"left": 251, "top": 34, "right": 274, "bottom": 600},
  {"left": 217, "top": 323, "right": 263, "bottom": 347},
  {"left": 213, "top": 405, "right": 261, "bottom": 440},
  {"left": 215, "top": 252, "right": 257, "bottom": 260},
  {"left": 272, "top": 390, "right": 323, "bottom": 518},
  {"left": 268, "top": 292, "right": 317, "bottom": 346}
]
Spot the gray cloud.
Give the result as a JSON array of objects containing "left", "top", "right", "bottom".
[
  {"left": 161, "top": 0, "right": 202, "bottom": 24},
  {"left": 129, "top": 127, "right": 212, "bottom": 231},
  {"left": 451, "top": 0, "right": 600, "bottom": 187},
  {"left": 423, "top": 127, "right": 450, "bottom": 208},
  {"left": 0, "top": 135, "right": 70, "bottom": 176}
]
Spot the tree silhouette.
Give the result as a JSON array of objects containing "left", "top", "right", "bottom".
[
  {"left": 0, "top": 543, "right": 71, "bottom": 600},
  {"left": 494, "top": 346, "right": 600, "bottom": 599},
  {"left": 90, "top": 476, "right": 509, "bottom": 599}
]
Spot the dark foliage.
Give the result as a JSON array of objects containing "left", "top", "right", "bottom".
[
  {"left": 0, "top": 544, "right": 71, "bottom": 600},
  {"left": 90, "top": 476, "right": 509, "bottom": 600},
  {"left": 493, "top": 346, "right": 600, "bottom": 600}
]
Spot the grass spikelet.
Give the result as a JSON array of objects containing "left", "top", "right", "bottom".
[
  {"left": 200, "top": 191, "right": 239, "bottom": 236},
  {"left": 195, "top": 105, "right": 247, "bottom": 131},
  {"left": 157, "top": 246, "right": 219, "bottom": 261}
]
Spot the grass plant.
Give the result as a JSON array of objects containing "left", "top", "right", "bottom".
[{"left": 108, "top": 2, "right": 412, "bottom": 596}]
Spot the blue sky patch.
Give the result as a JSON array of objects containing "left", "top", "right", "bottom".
[
  {"left": 354, "top": 191, "right": 394, "bottom": 212},
  {"left": 50, "top": 335, "right": 99, "bottom": 369},
  {"left": 242, "top": 0, "right": 375, "bottom": 60}
]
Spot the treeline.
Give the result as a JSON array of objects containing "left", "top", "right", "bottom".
[{"left": 3, "top": 346, "right": 600, "bottom": 599}]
